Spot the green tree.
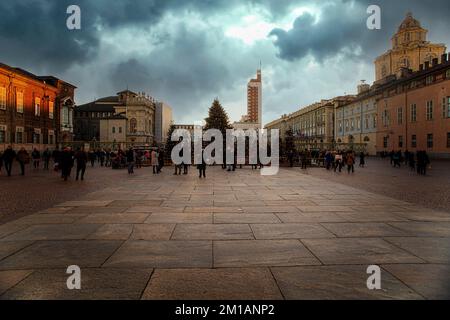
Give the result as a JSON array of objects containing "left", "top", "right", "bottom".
[{"left": 204, "top": 98, "right": 232, "bottom": 134}]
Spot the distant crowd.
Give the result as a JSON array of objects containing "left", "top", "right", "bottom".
[{"left": 381, "top": 150, "right": 431, "bottom": 175}]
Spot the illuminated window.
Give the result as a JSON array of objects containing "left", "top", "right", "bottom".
[
  {"left": 49, "top": 101, "right": 54, "bottom": 119},
  {"left": 35, "top": 97, "right": 41, "bottom": 116},
  {"left": 16, "top": 91, "right": 24, "bottom": 113},
  {"left": 0, "top": 87, "right": 6, "bottom": 110}
]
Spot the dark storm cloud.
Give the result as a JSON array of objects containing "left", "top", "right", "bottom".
[
  {"left": 0, "top": 0, "right": 295, "bottom": 73},
  {"left": 269, "top": 0, "right": 450, "bottom": 63}
]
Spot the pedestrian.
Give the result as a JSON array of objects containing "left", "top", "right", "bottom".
[
  {"left": 52, "top": 148, "right": 61, "bottom": 171},
  {"left": 2, "top": 146, "right": 16, "bottom": 177},
  {"left": 17, "top": 148, "right": 30, "bottom": 176},
  {"left": 126, "top": 147, "right": 135, "bottom": 175},
  {"left": 197, "top": 151, "right": 206, "bottom": 178},
  {"left": 393, "top": 151, "right": 401, "bottom": 168},
  {"left": 325, "top": 151, "right": 333, "bottom": 170},
  {"left": 43, "top": 148, "right": 51, "bottom": 170},
  {"left": 74, "top": 148, "right": 88, "bottom": 181},
  {"left": 151, "top": 149, "right": 159, "bottom": 174},
  {"left": 346, "top": 152, "right": 355, "bottom": 174},
  {"left": 31, "top": 148, "right": 41, "bottom": 169},
  {"left": 334, "top": 152, "right": 343, "bottom": 172},
  {"left": 60, "top": 147, "right": 74, "bottom": 181},
  {"left": 359, "top": 152, "right": 366, "bottom": 168},
  {"left": 88, "top": 150, "right": 96, "bottom": 167},
  {"left": 301, "top": 150, "right": 308, "bottom": 170},
  {"left": 287, "top": 149, "right": 295, "bottom": 167},
  {"left": 408, "top": 152, "right": 416, "bottom": 171}
]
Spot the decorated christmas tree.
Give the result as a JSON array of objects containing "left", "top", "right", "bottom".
[{"left": 204, "top": 98, "right": 232, "bottom": 135}]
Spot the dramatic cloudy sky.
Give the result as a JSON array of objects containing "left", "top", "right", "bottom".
[{"left": 1, "top": 0, "right": 449, "bottom": 124}]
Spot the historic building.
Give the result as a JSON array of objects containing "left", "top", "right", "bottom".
[
  {"left": 376, "top": 54, "right": 450, "bottom": 158},
  {"left": 99, "top": 114, "right": 127, "bottom": 143},
  {"left": 0, "top": 62, "right": 76, "bottom": 151},
  {"left": 265, "top": 96, "right": 354, "bottom": 150},
  {"left": 335, "top": 82, "right": 379, "bottom": 155},
  {"left": 74, "top": 90, "right": 156, "bottom": 144},
  {"left": 155, "top": 101, "right": 173, "bottom": 144},
  {"left": 375, "top": 12, "right": 446, "bottom": 82}
]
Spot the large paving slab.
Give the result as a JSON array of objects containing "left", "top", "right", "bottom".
[
  {"left": 0, "top": 240, "right": 122, "bottom": 270},
  {"left": 214, "top": 240, "right": 320, "bottom": 267},
  {"left": 302, "top": 238, "right": 425, "bottom": 265},
  {"left": 382, "top": 264, "right": 450, "bottom": 300},
  {"left": 142, "top": 268, "right": 283, "bottom": 300},
  {"left": 103, "top": 240, "right": 212, "bottom": 268},
  {"left": 1, "top": 269, "right": 153, "bottom": 300},
  {"left": 271, "top": 265, "right": 422, "bottom": 300}
]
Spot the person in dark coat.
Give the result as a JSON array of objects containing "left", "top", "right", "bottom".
[
  {"left": 74, "top": 148, "right": 88, "bottom": 181},
  {"left": 60, "top": 147, "right": 74, "bottom": 181},
  {"left": 17, "top": 148, "right": 30, "bottom": 176},
  {"left": 43, "top": 148, "right": 51, "bottom": 170},
  {"left": 52, "top": 148, "right": 61, "bottom": 171},
  {"left": 31, "top": 148, "right": 41, "bottom": 169},
  {"left": 126, "top": 148, "right": 135, "bottom": 174},
  {"left": 2, "top": 146, "right": 16, "bottom": 177},
  {"left": 197, "top": 151, "right": 206, "bottom": 178},
  {"left": 359, "top": 152, "right": 366, "bottom": 168},
  {"left": 0, "top": 150, "right": 3, "bottom": 174}
]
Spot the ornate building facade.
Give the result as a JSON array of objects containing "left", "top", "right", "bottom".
[
  {"left": 375, "top": 12, "right": 446, "bottom": 82},
  {"left": 0, "top": 62, "right": 76, "bottom": 151},
  {"left": 74, "top": 90, "right": 156, "bottom": 144}
]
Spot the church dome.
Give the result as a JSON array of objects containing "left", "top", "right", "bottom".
[{"left": 398, "top": 12, "right": 422, "bottom": 31}]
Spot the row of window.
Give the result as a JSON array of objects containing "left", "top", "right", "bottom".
[
  {"left": 0, "top": 87, "right": 54, "bottom": 119},
  {"left": 111, "top": 127, "right": 123, "bottom": 134},
  {"left": 0, "top": 129, "right": 54, "bottom": 145},
  {"left": 394, "top": 97, "right": 450, "bottom": 126},
  {"left": 75, "top": 111, "right": 113, "bottom": 118},
  {"left": 338, "top": 115, "right": 377, "bottom": 133},
  {"left": 383, "top": 133, "right": 450, "bottom": 149}
]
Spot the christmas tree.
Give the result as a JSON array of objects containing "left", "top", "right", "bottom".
[
  {"left": 165, "top": 123, "right": 177, "bottom": 154},
  {"left": 204, "top": 98, "right": 232, "bottom": 135}
]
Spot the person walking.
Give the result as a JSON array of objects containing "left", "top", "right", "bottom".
[
  {"left": 31, "top": 148, "right": 41, "bottom": 169},
  {"left": 74, "top": 148, "right": 88, "bottom": 181},
  {"left": 325, "top": 151, "right": 333, "bottom": 170},
  {"left": 60, "top": 147, "right": 74, "bottom": 181},
  {"left": 346, "top": 152, "right": 355, "bottom": 174},
  {"left": 52, "top": 148, "right": 61, "bottom": 171},
  {"left": 197, "top": 151, "right": 206, "bottom": 179},
  {"left": 126, "top": 147, "right": 135, "bottom": 175},
  {"left": 301, "top": 150, "right": 308, "bottom": 170},
  {"left": 43, "top": 148, "right": 51, "bottom": 170},
  {"left": 17, "top": 148, "right": 30, "bottom": 176},
  {"left": 88, "top": 150, "right": 96, "bottom": 167},
  {"left": 3, "top": 146, "right": 16, "bottom": 177},
  {"left": 151, "top": 149, "right": 158, "bottom": 174},
  {"left": 359, "top": 152, "right": 366, "bottom": 168},
  {"left": 334, "top": 152, "right": 343, "bottom": 173}
]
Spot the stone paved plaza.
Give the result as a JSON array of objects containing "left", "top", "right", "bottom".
[{"left": 0, "top": 166, "right": 450, "bottom": 300}]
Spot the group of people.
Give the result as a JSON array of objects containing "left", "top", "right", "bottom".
[
  {"left": 0, "top": 145, "right": 88, "bottom": 181},
  {"left": 387, "top": 150, "right": 431, "bottom": 175},
  {"left": 286, "top": 149, "right": 363, "bottom": 174},
  {"left": 124, "top": 148, "right": 165, "bottom": 175}
]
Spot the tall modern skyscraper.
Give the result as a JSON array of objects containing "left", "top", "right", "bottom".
[{"left": 246, "top": 68, "right": 262, "bottom": 126}]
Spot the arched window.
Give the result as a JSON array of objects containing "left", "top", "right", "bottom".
[{"left": 130, "top": 118, "right": 137, "bottom": 133}]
